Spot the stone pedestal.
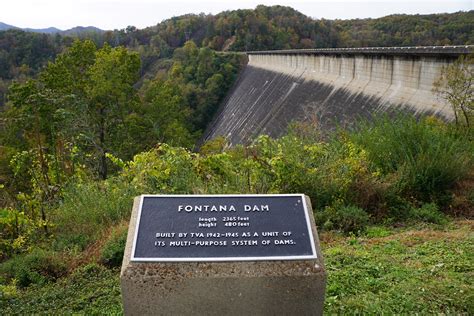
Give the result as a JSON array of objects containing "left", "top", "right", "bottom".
[{"left": 120, "top": 195, "right": 326, "bottom": 315}]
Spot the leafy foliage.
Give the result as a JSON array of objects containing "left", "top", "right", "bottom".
[
  {"left": 434, "top": 54, "right": 473, "bottom": 129},
  {"left": 0, "top": 114, "right": 472, "bottom": 315},
  {"left": 350, "top": 115, "right": 473, "bottom": 204},
  {"left": 336, "top": 11, "right": 474, "bottom": 47},
  {"left": 137, "top": 6, "right": 473, "bottom": 51},
  {"left": 1, "top": 7, "right": 472, "bottom": 102},
  {"left": 0, "top": 248, "right": 66, "bottom": 288},
  {"left": 138, "top": 41, "right": 243, "bottom": 147},
  {"left": 0, "top": 38, "right": 242, "bottom": 257},
  {"left": 47, "top": 116, "right": 472, "bottom": 253},
  {"left": 0, "top": 8, "right": 472, "bottom": 312},
  {"left": 0, "top": 264, "right": 122, "bottom": 314},
  {"left": 0, "top": 30, "right": 65, "bottom": 80},
  {"left": 409, "top": 203, "right": 448, "bottom": 225},
  {"left": 100, "top": 225, "right": 128, "bottom": 268},
  {"left": 316, "top": 205, "right": 370, "bottom": 233}
]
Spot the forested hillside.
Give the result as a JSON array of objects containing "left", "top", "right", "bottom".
[
  {"left": 144, "top": 7, "right": 474, "bottom": 51},
  {"left": 1, "top": 6, "right": 473, "bottom": 104}
]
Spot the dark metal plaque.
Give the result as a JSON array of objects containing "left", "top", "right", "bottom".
[{"left": 131, "top": 194, "right": 316, "bottom": 262}]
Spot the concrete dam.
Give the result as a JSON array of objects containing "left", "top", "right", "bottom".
[{"left": 203, "top": 46, "right": 473, "bottom": 145}]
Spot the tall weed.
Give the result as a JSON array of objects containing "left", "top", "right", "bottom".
[
  {"left": 350, "top": 115, "right": 473, "bottom": 203},
  {"left": 52, "top": 179, "right": 136, "bottom": 250}
]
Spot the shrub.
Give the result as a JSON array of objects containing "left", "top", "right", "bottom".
[
  {"left": 252, "top": 134, "right": 378, "bottom": 210},
  {"left": 0, "top": 248, "right": 67, "bottom": 288},
  {"left": 121, "top": 144, "right": 201, "bottom": 193},
  {"left": 315, "top": 205, "right": 370, "bottom": 233},
  {"left": 0, "top": 208, "right": 33, "bottom": 259},
  {"left": 45, "top": 115, "right": 471, "bottom": 257},
  {"left": 410, "top": 203, "right": 448, "bottom": 225},
  {"left": 365, "top": 226, "right": 392, "bottom": 238},
  {"left": 100, "top": 225, "right": 128, "bottom": 268},
  {"left": 351, "top": 115, "right": 473, "bottom": 203},
  {"left": 51, "top": 177, "right": 136, "bottom": 251},
  {"left": 0, "top": 279, "right": 18, "bottom": 301}
]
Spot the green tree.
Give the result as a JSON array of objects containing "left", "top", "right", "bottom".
[
  {"left": 3, "top": 40, "right": 142, "bottom": 182},
  {"left": 85, "top": 45, "right": 141, "bottom": 179}
]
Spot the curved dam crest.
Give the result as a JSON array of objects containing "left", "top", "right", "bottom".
[{"left": 204, "top": 46, "right": 473, "bottom": 146}]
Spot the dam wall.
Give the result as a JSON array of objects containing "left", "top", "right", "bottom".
[{"left": 203, "top": 46, "right": 473, "bottom": 146}]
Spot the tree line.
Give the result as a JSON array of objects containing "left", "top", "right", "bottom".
[
  {"left": 0, "top": 39, "right": 242, "bottom": 212},
  {"left": 1, "top": 7, "right": 472, "bottom": 92}
]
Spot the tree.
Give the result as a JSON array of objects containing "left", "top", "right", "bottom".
[
  {"left": 4, "top": 81, "right": 80, "bottom": 234},
  {"left": 434, "top": 55, "right": 473, "bottom": 129},
  {"left": 4, "top": 40, "right": 141, "bottom": 181},
  {"left": 85, "top": 45, "right": 141, "bottom": 179}
]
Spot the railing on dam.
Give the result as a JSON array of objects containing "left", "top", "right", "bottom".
[{"left": 246, "top": 45, "right": 474, "bottom": 57}]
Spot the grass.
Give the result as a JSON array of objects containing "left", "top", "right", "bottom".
[
  {"left": 1, "top": 220, "right": 472, "bottom": 314},
  {"left": 1, "top": 264, "right": 122, "bottom": 315},
  {"left": 323, "top": 220, "right": 473, "bottom": 314}
]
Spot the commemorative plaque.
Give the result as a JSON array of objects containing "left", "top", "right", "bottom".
[
  {"left": 121, "top": 194, "right": 326, "bottom": 316},
  {"left": 131, "top": 194, "right": 316, "bottom": 262}
]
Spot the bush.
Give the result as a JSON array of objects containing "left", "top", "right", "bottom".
[
  {"left": 52, "top": 179, "right": 136, "bottom": 251},
  {"left": 0, "top": 280, "right": 18, "bottom": 301},
  {"left": 45, "top": 115, "right": 471, "bottom": 257},
  {"left": 351, "top": 115, "right": 473, "bottom": 203},
  {"left": 252, "top": 134, "right": 378, "bottom": 210},
  {"left": 121, "top": 144, "right": 201, "bottom": 194},
  {"left": 0, "top": 208, "right": 33, "bottom": 260},
  {"left": 0, "top": 248, "right": 67, "bottom": 288},
  {"left": 100, "top": 225, "right": 128, "bottom": 268},
  {"left": 365, "top": 226, "right": 392, "bottom": 238},
  {"left": 410, "top": 203, "right": 448, "bottom": 225},
  {"left": 0, "top": 263, "right": 123, "bottom": 314},
  {"left": 316, "top": 205, "right": 370, "bottom": 233}
]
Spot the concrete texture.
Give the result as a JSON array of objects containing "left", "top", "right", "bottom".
[
  {"left": 121, "top": 196, "right": 326, "bottom": 316},
  {"left": 203, "top": 46, "right": 473, "bottom": 146}
]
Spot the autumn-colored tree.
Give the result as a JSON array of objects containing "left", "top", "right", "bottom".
[{"left": 434, "top": 55, "right": 473, "bottom": 129}]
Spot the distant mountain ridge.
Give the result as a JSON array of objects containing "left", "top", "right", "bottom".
[
  {"left": 0, "top": 22, "right": 18, "bottom": 31},
  {"left": 0, "top": 22, "right": 104, "bottom": 34}
]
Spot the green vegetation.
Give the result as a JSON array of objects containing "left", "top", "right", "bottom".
[
  {"left": 1, "top": 7, "right": 473, "bottom": 106},
  {"left": 0, "top": 5, "right": 472, "bottom": 313},
  {"left": 100, "top": 225, "right": 128, "bottom": 268},
  {"left": 324, "top": 220, "right": 473, "bottom": 314},
  {"left": 148, "top": 7, "right": 474, "bottom": 51},
  {"left": 0, "top": 248, "right": 66, "bottom": 288},
  {"left": 1, "top": 264, "right": 122, "bottom": 314},
  {"left": 434, "top": 54, "right": 473, "bottom": 129},
  {"left": 0, "top": 39, "right": 242, "bottom": 257},
  {"left": 336, "top": 11, "right": 474, "bottom": 47},
  {"left": 1, "top": 222, "right": 471, "bottom": 314},
  {"left": 0, "top": 113, "right": 472, "bottom": 313},
  {"left": 1, "top": 113, "right": 472, "bottom": 273}
]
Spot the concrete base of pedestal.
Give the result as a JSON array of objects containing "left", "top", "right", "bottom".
[{"left": 120, "top": 196, "right": 326, "bottom": 316}]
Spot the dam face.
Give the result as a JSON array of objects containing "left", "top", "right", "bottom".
[{"left": 203, "top": 46, "right": 472, "bottom": 146}]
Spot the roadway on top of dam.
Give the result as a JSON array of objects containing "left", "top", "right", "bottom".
[{"left": 246, "top": 45, "right": 474, "bottom": 57}]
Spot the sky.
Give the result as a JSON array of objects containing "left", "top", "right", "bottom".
[{"left": 2, "top": 0, "right": 473, "bottom": 30}]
